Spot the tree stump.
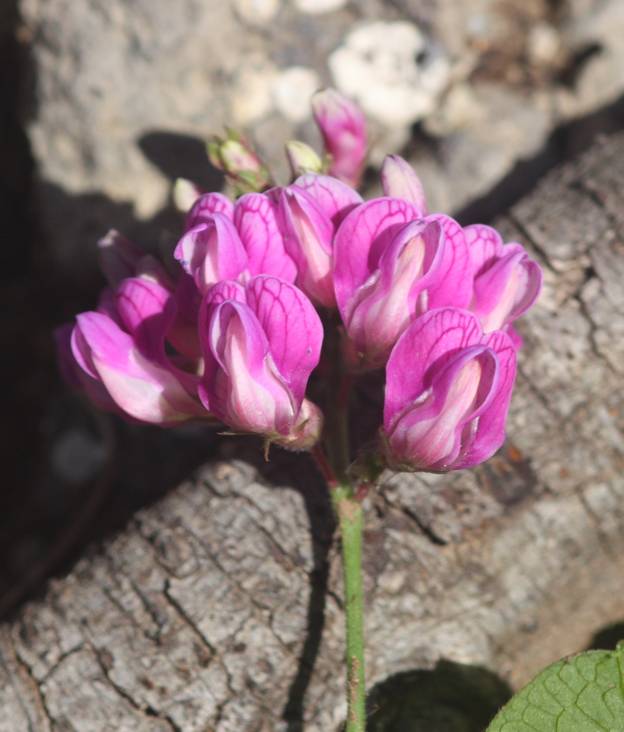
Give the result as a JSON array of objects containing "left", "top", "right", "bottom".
[{"left": 2, "top": 133, "right": 624, "bottom": 732}]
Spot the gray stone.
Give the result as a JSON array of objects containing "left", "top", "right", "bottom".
[{"left": 19, "top": 0, "right": 624, "bottom": 281}]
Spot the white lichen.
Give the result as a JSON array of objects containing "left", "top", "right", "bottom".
[
  {"left": 272, "top": 66, "right": 321, "bottom": 122},
  {"left": 329, "top": 21, "right": 451, "bottom": 127}
]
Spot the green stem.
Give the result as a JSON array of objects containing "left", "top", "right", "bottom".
[{"left": 332, "top": 486, "right": 366, "bottom": 732}]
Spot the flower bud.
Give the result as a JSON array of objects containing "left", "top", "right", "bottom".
[
  {"left": 207, "top": 129, "right": 271, "bottom": 194},
  {"left": 285, "top": 140, "right": 324, "bottom": 178},
  {"left": 380, "top": 155, "right": 427, "bottom": 215},
  {"left": 312, "top": 88, "right": 367, "bottom": 188},
  {"left": 383, "top": 308, "right": 517, "bottom": 472}
]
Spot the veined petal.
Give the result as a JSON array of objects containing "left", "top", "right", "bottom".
[
  {"left": 464, "top": 224, "right": 504, "bottom": 275},
  {"left": 202, "top": 301, "right": 296, "bottom": 435},
  {"left": 293, "top": 174, "right": 363, "bottom": 227},
  {"left": 245, "top": 276, "right": 323, "bottom": 403},
  {"left": 76, "top": 311, "right": 204, "bottom": 424},
  {"left": 333, "top": 196, "right": 422, "bottom": 316},
  {"left": 380, "top": 155, "right": 427, "bottom": 215},
  {"left": 387, "top": 345, "right": 498, "bottom": 470},
  {"left": 234, "top": 193, "right": 297, "bottom": 281},
  {"left": 457, "top": 329, "right": 517, "bottom": 468},
  {"left": 174, "top": 213, "right": 248, "bottom": 293},
  {"left": 186, "top": 192, "right": 234, "bottom": 228},
  {"left": 384, "top": 308, "right": 483, "bottom": 426},
  {"left": 425, "top": 214, "right": 473, "bottom": 309},
  {"left": 344, "top": 219, "right": 444, "bottom": 367},
  {"left": 276, "top": 187, "right": 335, "bottom": 307},
  {"left": 115, "top": 277, "right": 176, "bottom": 360},
  {"left": 473, "top": 245, "right": 543, "bottom": 331},
  {"left": 198, "top": 279, "right": 252, "bottom": 403}
]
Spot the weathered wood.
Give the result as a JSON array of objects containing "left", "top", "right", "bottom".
[{"left": 2, "top": 133, "right": 624, "bottom": 731}]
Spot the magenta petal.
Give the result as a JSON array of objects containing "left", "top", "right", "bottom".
[
  {"left": 76, "top": 311, "right": 203, "bottom": 424},
  {"left": 186, "top": 192, "right": 234, "bottom": 229},
  {"left": 333, "top": 197, "right": 422, "bottom": 316},
  {"left": 293, "top": 173, "right": 363, "bottom": 227},
  {"left": 344, "top": 219, "right": 445, "bottom": 367},
  {"left": 384, "top": 308, "right": 483, "bottom": 427},
  {"left": 464, "top": 224, "right": 504, "bottom": 275},
  {"left": 115, "top": 277, "right": 176, "bottom": 359},
  {"left": 472, "top": 245, "right": 543, "bottom": 331},
  {"left": 202, "top": 301, "right": 296, "bottom": 435},
  {"left": 457, "top": 329, "right": 517, "bottom": 468},
  {"left": 198, "top": 280, "right": 247, "bottom": 391},
  {"left": 234, "top": 193, "right": 297, "bottom": 281},
  {"left": 276, "top": 186, "right": 335, "bottom": 307},
  {"left": 380, "top": 155, "right": 427, "bottom": 215},
  {"left": 245, "top": 275, "right": 323, "bottom": 403},
  {"left": 386, "top": 345, "right": 498, "bottom": 470},
  {"left": 426, "top": 214, "right": 473, "bottom": 309},
  {"left": 174, "top": 212, "right": 248, "bottom": 293},
  {"left": 312, "top": 88, "right": 367, "bottom": 187}
]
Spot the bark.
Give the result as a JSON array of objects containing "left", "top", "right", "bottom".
[{"left": 2, "top": 133, "right": 624, "bottom": 732}]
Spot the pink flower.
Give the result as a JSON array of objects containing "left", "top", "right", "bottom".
[
  {"left": 185, "top": 192, "right": 234, "bottom": 229},
  {"left": 176, "top": 194, "right": 299, "bottom": 295},
  {"left": 273, "top": 175, "right": 362, "bottom": 309},
  {"left": 65, "top": 276, "right": 206, "bottom": 425},
  {"left": 273, "top": 184, "right": 337, "bottom": 308},
  {"left": 174, "top": 212, "right": 248, "bottom": 294},
  {"left": 333, "top": 197, "right": 472, "bottom": 369},
  {"left": 312, "top": 89, "right": 367, "bottom": 188},
  {"left": 199, "top": 276, "right": 323, "bottom": 449},
  {"left": 383, "top": 308, "right": 517, "bottom": 472},
  {"left": 465, "top": 224, "right": 543, "bottom": 335},
  {"left": 233, "top": 193, "right": 297, "bottom": 282},
  {"left": 380, "top": 155, "right": 427, "bottom": 215}
]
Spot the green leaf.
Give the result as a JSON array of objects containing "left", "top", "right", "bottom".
[{"left": 487, "top": 642, "right": 624, "bottom": 731}]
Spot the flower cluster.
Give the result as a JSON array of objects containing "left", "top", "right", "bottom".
[{"left": 57, "top": 89, "right": 541, "bottom": 473}]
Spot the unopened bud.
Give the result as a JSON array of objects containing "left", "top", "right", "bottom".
[
  {"left": 207, "top": 130, "right": 271, "bottom": 194},
  {"left": 285, "top": 140, "right": 323, "bottom": 178}
]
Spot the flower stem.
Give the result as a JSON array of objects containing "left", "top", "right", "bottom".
[{"left": 332, "top": 485, "right": 366, "bottom": 732}]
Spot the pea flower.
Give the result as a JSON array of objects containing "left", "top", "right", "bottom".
[
  {"left": 176, "top": 194, "right": 298, "bottom": 295},
  {"left": 312, "top": 88, "right": 367, "bottom": 188},
  {"left": 198, "top": 275, "right": 323, "bottom": 450},
  {"left": 465, "top": 224, "right": 543, "bottom": 334},
  {"left": 174, "top": 213, "right": 248, "bottom": 294},
  {"left": 67, "top": 275, "right": 206, "bottom": 424},
  {"left": 273, "top": 175, "right": 362, "bottom": 307},
  {"left": 380, "top": 154, "right": 428, "bottom": 214},
  {"left": 382, "top": 308, "right": 517, "bottom": 472},
  {"left": 333, "top": 197, "right": 472, "bottom": 370}
]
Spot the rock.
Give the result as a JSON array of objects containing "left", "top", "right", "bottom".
[
  {"left": 18, "top": 0, "right": 624, "bottom": 284},
  {"left": 293, "top": 0, "right": 347, "bottom": 14},
  {"left": 328, "top": 21, "right": 451, "bottom": 127},
  {"left": 271, "top": 66, "right": 321, "bottom": 122}
]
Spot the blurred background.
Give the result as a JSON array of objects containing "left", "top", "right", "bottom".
[{"left": 2, "top": 0, "right": 624, "bottom": 618}]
